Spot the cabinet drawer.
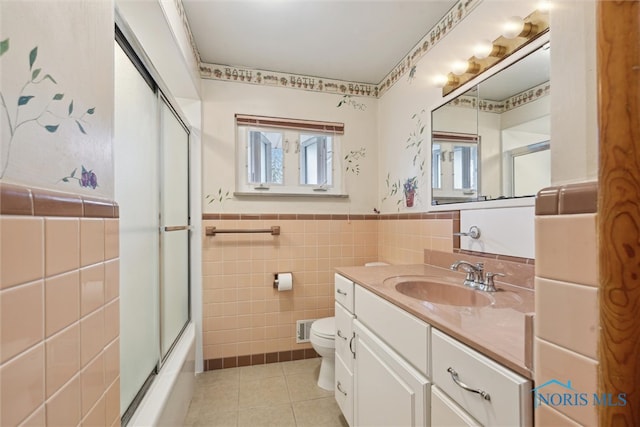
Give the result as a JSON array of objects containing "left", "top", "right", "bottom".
[
  {"left": 335, "top": 302, "right": 354, "bottom": 370},
  {"left": 355, "top": 285, "right": 430, "bottom": 376},
  {"left": 432, "top": 329, "right": 532, "bottom": 427},
  {"left": 335, "top": 274, "right": 354, "bottom": 312},
  {"left": 335, "top": 354, "right": 354, "bottom": 427},
  {"left": 432, "top": 385, "right": 481, "bottom": 427}
]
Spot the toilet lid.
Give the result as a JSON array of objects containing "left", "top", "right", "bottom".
[{"left": 311, "top": 317, "right": 335, "bottom": 339}]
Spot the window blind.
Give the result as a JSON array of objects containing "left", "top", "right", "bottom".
[
  {"left": 432, "top": 132, "right": 479, "bottom": 143},
  {"left": 235, "top": 114, "right": 344, "bottom": 135}
]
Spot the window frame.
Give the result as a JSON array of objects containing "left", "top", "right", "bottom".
[{"left": 235, "top": 115, "right": 346, "bottom": 197}]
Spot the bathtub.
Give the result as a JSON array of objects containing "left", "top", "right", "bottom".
[{"left": 128, "top": 322, "right": 196, "bottom": 426}]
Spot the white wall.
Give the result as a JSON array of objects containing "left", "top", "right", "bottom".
[
  {"left": 1, "top": 0, "right": 114, "bottom": 197},
  {"left": 550, "top": 0, "right": 598, "bottom": 185},
  {"left": 202, "top": 80, "right": 378, "bottom": 214}
]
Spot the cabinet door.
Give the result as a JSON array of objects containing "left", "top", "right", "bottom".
[{"left": 354, "top": 320, "right": 430, "bottom": 427}]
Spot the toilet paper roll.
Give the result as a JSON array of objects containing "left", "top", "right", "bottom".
[{"left": 275, "top": 272, "right": 293, "bottom": 291}]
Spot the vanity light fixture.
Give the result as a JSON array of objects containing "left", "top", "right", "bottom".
[
  {"left": 502, "top": 16, "right": 539, "bottom": 39},
  {"left": 451, "top": 60, "right": 469, "bottom": 76},
  {"left": 473, "top": 39, "right": 507, "bottom": 60},
  {"left": 452, "top": 60, "right": 481, "bottom": 76},
  {"left": 440, "top": 8, "right": 549, "bottom": 95},
  {"left": 433, "top": 74, "right": 458, "bottom": 88}
]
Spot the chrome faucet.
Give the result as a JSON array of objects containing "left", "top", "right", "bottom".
[
  {"left": 450, "top": 260, "right": 505, "bottom": 292},
  {"left": 450, "top": 261, "right": 485, "bottom": 288}
]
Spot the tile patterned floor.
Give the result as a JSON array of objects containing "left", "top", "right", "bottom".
[{"left": 184, "top": 358, "right": 349, "bottom": 427}]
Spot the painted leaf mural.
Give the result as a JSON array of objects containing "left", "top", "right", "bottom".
[{"left": 0, "top": 41, "right": 97, "bottom": 180}]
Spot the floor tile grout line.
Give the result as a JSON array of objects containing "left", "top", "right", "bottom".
[{"left": 282, "top": 361, "right": 302, "bottom": 426}]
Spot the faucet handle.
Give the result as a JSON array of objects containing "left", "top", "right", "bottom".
[
  {"left": 474, "top": 262, "right": 485, "bottom": 282},
  {"left": 480, "top": 272, "right": 505, "bottom": 292}
]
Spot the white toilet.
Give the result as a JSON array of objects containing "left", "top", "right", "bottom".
[{"left": 310, "top": 316, "right": 335, "bottom": 391}]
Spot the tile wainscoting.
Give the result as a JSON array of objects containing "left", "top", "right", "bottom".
[
  {"left": 0, "top": 183, "right": 120, "bottom": 427},
  {"left": 534, "top": 182, "right": 599, "bottom": 426},
  {"left": 201, "top": 212, "right": 458, "bottom": 370}
]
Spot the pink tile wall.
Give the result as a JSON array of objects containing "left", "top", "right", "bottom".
[
  {"left": 534, "top": 213, "right": 598, "bottom": 426},
  {"left": 0, "top": 215, "right": 120, "bottom": 427},
  {"left": 202, "top": 214, "right": 457, "bottom": 363},
  {"left": 378, "top": 218, "right": 454, "bottom": 264},
  {"left": 202, "top": 218, "right": 378, "bottom": 361}
]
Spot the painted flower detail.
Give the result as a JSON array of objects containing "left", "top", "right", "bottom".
[
  {"left": 61, "top": 166, "right": 98, "bottom": 189},
  {"left": 403, "top": 176, "right": 418, "bottom": 194}
]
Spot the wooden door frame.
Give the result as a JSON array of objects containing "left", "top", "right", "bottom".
[{"left": 597, "top": 0, "right": 640, "bottom": 423}]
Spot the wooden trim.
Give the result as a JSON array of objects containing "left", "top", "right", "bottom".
[
  {"left": 597, "top": 0, "right": 640, "bottom": 423},
  {"left": 235, "top": 114, "right": 344, "bottom": 134}
]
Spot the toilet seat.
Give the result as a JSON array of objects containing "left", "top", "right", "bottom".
[{"left": 311, "top": 317, "right": 335, "bottom": 339}]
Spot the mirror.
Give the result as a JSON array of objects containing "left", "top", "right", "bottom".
[{"left": 431, "top": 45, "right": 550, "bottom": 205}]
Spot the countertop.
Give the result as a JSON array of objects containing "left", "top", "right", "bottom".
[{"left": 335, "top": 264, "right": 535, "bottom": 379}]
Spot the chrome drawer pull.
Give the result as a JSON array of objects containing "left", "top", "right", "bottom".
[
  {"left": 337, "top": 330, "right": 348, "bottom": 341},
  {"left": 447, "top": 367, "right": 491, "bottom": 401},
  {"left": 336, "top": 289, "right": 348, "bottom": 296},
  {"left": 337, "top": 381, "right": 348, "bottom": 396}
]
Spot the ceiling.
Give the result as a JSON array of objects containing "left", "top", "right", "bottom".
[{"left": 181, "top": 0, "right": 458, "bottom": 85}]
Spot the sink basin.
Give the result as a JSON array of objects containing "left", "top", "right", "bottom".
[{"left": 394, "top": 279, "right": 492, "bottom": 307}]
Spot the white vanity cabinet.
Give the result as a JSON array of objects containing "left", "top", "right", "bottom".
[
  {"left": 334, "top": 274, "right": 356, "bottom": 426},
  {"left": 431, "top": 329, "right": 532, "bottom": 427},
  {"left": 334, "top": 273, "right": 532, "bottom": 427}
]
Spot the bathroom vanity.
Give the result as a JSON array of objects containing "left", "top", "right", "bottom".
[{"left": 333, "top": 264, "right": 534, "bottom": 426}]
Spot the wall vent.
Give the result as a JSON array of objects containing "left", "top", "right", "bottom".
[{"left": 296, "top": 319, "right": 315, "bottom": 343}]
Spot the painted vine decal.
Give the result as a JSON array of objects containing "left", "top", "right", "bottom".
[
  {"left": 206, "top": 188, "right": 233, "bottom": 205},
  {"left": 344, "top": 147, "right": 366, "bottom": 175},
  {"left": 337, "top": 95, "right": 367, "bottom": 111},
  {"left": 381, "top": 110, "right": 427, "bottom": 209},
  {"left": 0, "top": 38, "right": 96, "bottom": 178}
]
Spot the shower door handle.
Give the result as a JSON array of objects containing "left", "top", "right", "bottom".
[{"left": 163, "top": 225, "right": 192, "bottom": 232}]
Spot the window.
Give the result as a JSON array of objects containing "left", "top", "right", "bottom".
[
  {"left": 300, "top": 134, "right": 332, "bottom": 186},
  {"left": 248, "top": 130, "right": 284, "bottom": 184},
  {"left": 236, "top": 115, "right": 345, "bottom": 196}
]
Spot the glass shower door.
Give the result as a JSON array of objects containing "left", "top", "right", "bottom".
[{"left": 159, "top": 97, "right": 190, "bottom": 360}]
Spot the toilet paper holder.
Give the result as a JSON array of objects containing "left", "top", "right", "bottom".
[{"left": 274, "top": 272, "right": 293, "bottom": 289}]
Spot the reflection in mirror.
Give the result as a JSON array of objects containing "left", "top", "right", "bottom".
[
  {"left": 432, "top": 132, "right": 480, "bottom": 203},
  {"left": 431, "top": 44, "right": 550, "bottom": 205}
]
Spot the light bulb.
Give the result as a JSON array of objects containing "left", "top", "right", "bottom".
[
  {"left": 433, "top": 74, "right": 449, "bottom": 88},
  {"left": 537, "top": 0, "right": 552, "bottom": 13},
  {"left": 473, "top": 40, "right": 494, "bottom": 59},
  {"left": 451, "top": 60, "right": 469, "bottom": 76},
  {"left": 503, "top": 16, "right": 525, "bottom": 39}
]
